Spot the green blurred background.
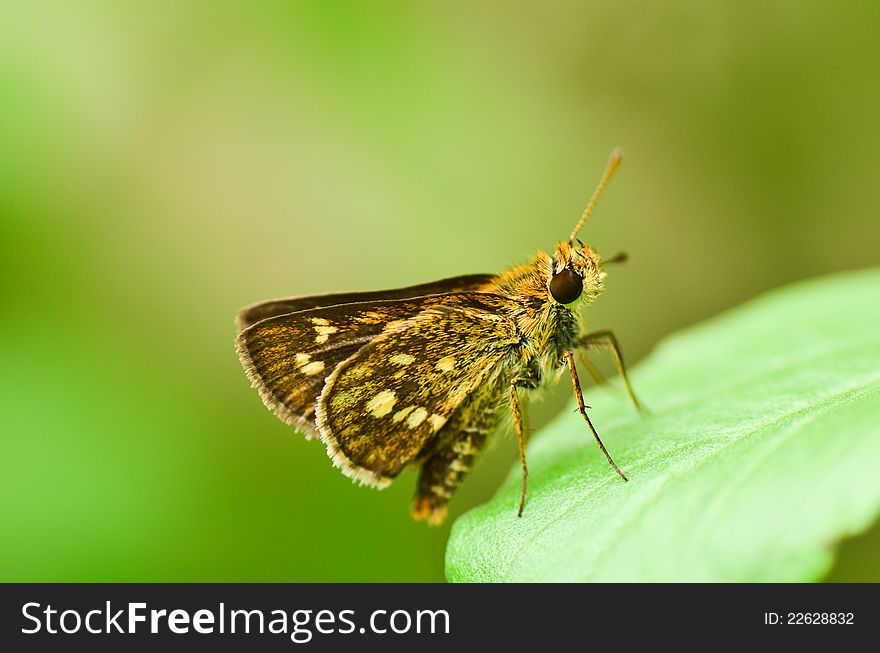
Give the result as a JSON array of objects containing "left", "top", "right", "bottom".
[{"left": 2, "top": 1, "right": 878, "bottom": 582}]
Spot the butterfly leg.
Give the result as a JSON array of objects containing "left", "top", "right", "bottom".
[
  {"left": 563, "top": 351, "right": 628, "bottom": 482},
  {"left": 510, "top": 376, "right": 538, "bottom": 517},
  {"left": 578, "top": 330, "right": 645, "bottom": 414},
  {"left": 578, "top": 352, "right": 607, "bottom": 386}
]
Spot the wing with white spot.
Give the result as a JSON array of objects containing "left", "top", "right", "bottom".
[
  {"left": 236, "top": 274, "right": 494, "bottom": 331},
  {"left": 237, "top": 298, "right": 438, "bottom": 438},
  {"left": 315, "top": 294, "right": 521, "bottom": 487}
]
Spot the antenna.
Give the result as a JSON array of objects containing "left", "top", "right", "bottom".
[{"left": 568, "top": 148, "right": 624, "bottom": 243}]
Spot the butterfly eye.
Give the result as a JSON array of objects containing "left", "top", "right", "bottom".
[{"left": 549, "top": 268, "right": 583, "bottom": 304}]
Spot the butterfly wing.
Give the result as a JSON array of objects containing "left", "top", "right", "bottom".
[
  {"left": 236, "top": 274, "right": 494, "bottom": 331},
  {"left": 236, "top": 297, "right": 437, "bottom": 439},
  {"left": 315, "top": 294, "right": 521, "bottom": 488}
]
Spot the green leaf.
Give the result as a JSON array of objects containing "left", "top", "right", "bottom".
[{"left": 446, "top": 270, "right": 880, "bottom": 582}]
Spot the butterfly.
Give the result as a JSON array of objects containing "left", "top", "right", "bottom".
[{"left": 236, "top": 149, "right": 642, "bottom": 524}]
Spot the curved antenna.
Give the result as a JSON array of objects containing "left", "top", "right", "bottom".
[{"left": 568, "top": 148, "right": 624, "bottom": 243}]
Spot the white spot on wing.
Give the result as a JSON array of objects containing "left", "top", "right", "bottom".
[
  {"left": 313, "top": 324, "right": 338, "bottom": 344},
  {"left": 366, "top": 390, "right": 397, "bottom": 418},
  {"left": 406, "top": 407, "right": 428, "bottom": 428},
  {"left": 301, "top": 361, "right": 325, "bottom": 376},
  {"left": 390, "top": 353, "right": 416, "bottom": 366},
  {"left": 428, "top": 414, "right": 447, "bottom": 431},
  {"left": 435, "top": 356, "right": 456, "bottom": 372}
]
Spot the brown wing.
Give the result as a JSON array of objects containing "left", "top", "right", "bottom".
[
  {"left": 236, "top": 297, "right": 439, "bottom": 439},
  {"left": 315, "top": 294, "right": 521, "bottom": 488},
  {"left": 236, "top": 274, "right": 494, "bottom": 331}
]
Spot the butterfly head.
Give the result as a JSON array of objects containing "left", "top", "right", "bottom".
[
  {"left": 546, "top": 148, "right": 624, "bottom": 308},
  {"left": 547, "top": 239, "right": 606, "bottom": 307}
]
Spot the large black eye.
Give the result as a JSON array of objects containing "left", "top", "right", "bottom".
[{"left": 549, "top": 268, "right": 583, "bottom": 304}]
